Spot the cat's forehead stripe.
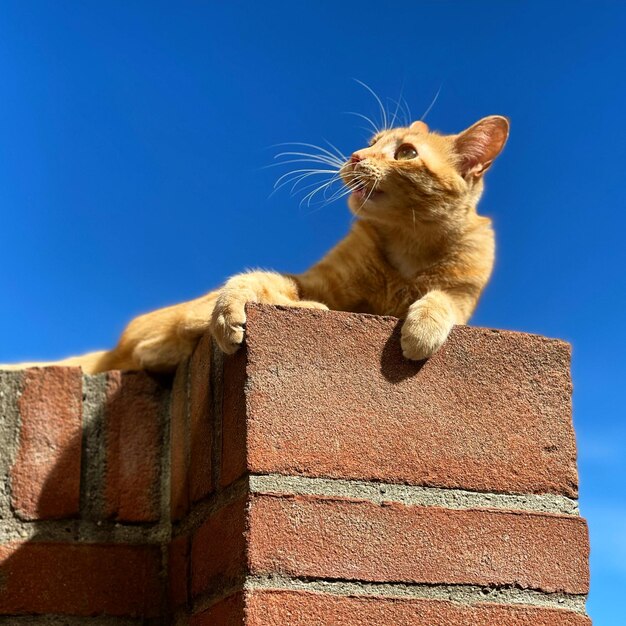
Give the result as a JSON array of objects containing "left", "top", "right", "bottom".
[{"left": 369, "top": 127, "right": 426, "bottom": 146}]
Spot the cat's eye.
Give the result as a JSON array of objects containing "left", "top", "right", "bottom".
[{"left": 394, "top": 144, "right": 418, "bottom": 160}]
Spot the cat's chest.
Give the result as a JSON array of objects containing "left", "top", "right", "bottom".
[
  {"left": 384, "top": 247, "right": 430, "bottom": 281},
  {"left": 363, "top": 253, "right": 434, "bottom": 317}
]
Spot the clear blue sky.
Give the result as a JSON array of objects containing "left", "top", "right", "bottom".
[{"left": 1, "top": 2, "right": 623, "bottom": 622}]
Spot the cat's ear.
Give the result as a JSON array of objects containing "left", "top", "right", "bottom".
[
  {"left": 410, "top": 120, "right": 429, "bottom": 133},
  {"left": 454, "top": 115, "right": 509, "bottom": 178}
]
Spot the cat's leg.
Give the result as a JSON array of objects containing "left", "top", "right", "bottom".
[
  {"left": 78, "top": 270, "right": 324, "bottom": 371},
  {"left": 210, "top": 271, "right": 327, "bottom": 354},
  {"left": 3, "top": 272, "right": 324, "bottom": 373},
  {"left": 400, "top": 289, "right": 475, "bottom": 360},
  {"left": 0, "top": 351, "right": 108, "bottom": 374},
  {"left": 97, "top": 291, "right": 220, "bottom": 372}
]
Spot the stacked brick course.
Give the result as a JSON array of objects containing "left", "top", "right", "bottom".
[
  {"left": 0, "top": 304, "right": 591, "bottom": 624},
  {"left": 0, "top": 367, "right": 169, "bottom": 623}
]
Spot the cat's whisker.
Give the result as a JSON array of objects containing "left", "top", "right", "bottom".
[
  {"left": 291, "top": 171, "right": 342, "bottom": 195},
  {"left": 322, "top": 183, "right": 341, "bottom": 201},
  {"left": 388, "top": 89, "right": 404, "bottom": 128},
  {"left": 271, "top": 139, "right": 356, "bottom": 209},
  {"left": 291, "top": 173, "right": 343, "bottom": 197},
  {"left": 272, "top": 173, "right": 338, "bottom": 198},
  {"left": 300, "top": 177, "right": 339, "bottom": 206},
  {"left": 357, "top": 182, "right": 378, "bottom": 214},
  {"left": 289, "top": 175, "right": 336, "bottom": 196},
  {"left": 269, "top": 170, "right": 336, "bottom": 199},
  {"left": 274, "top": 156, "right": 343, "bottom": 172},
  {"left": 274, "top": 152, "right": 344, "bottom": 167},
  {"left": 321, "top": 174, "right": 366, "bottom": 202},
  {"left": 300, "top": 172, "right": 357, "bottom": 208},
  {"left": 266, "top": 159, "right": 343, "bottom": 173},
  {"left": 300, "top": 181, "right": 338, "bottom": 209},
  {"left": 323, "top": 139, "right": 348, "bottom": 162},
  {"left": 302, "top": 174, "right": 370, "bottom": 214},
  {"left": 307, "top": 186, "right": 352, "bottom": 211},
  {"left": 274, "top": 168, "right": 339, "bottom": 190},
  {"left": 324, "top": 181, "right": 364, "bottom": 205},
  {"left": 274, "top": 147, "right": 343, "bottom": 161},
  {"left": 275, "top": 176, "right": 334, "bottom": 196},
  {"left": 356, "top": 125, "right": 375, "bottom": 136},
  {"left": 313, "top": 185, "right": 344, "bottom": 204},
  {"left": 401, "top": 96, "right": 413, "bottom": 125},
  {"left": 421, "top": 83, "right": 442, "bottom": 122},
  {"left": 288, "top": 175, "right": 339, "bottom": 197},
  {"left": 343, "top": 111, "right": 380, "bottom": 135},
  {"left": 388, "top": 96, "right": 410, "bottom": 128},
  {"left": 354, "top": 79, "right": 389, "bottom": 131},
  {"left": 267, "top": 159, "right": 342, "bottom": 171},
  {"left": 274, "top": 142, "right": 347, "bottom": 165},
  {"left": 322, "top": 181, "right": 352, "bottom": 203},
  {"left": 269, "top": 175, "right": 334, "bottom": 202}
]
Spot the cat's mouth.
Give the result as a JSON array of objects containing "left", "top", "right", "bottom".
[
  {"left": 352, "top": 186, "right": 383, "bottom": 202},
  {"left": 341, "top": 162, "right": 384, "bottom": 203}
]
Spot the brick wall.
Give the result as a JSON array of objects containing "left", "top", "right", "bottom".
[{"left": 0, "top": 304, "right": 591, "bottom": 625}]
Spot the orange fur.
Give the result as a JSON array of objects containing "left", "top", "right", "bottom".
[{"left": 3, "top": 115, "right": 509, "bottom": 374}]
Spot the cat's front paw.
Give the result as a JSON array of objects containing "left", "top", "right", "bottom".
[
  {"left": 400, "top": 295, "right": 455, "bottom": 361},
  {"left": 210, "top": 295, "right": 329, "bottom": 354},
  {"left": 291, "top": 300, "right": 330, "bottom": 312},
  {"left": 210, "top": 291, "right": 249, "bottom": 354}
]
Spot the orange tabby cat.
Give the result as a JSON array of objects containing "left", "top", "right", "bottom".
[{"left": 5, "top": 115, "right": 508, "bottom": 374}]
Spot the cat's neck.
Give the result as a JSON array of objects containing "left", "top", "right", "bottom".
[
  {"left": 379, "top": 223, "right": 452, "bottom": 278},
  {"left": 360, "top": 209, "right": 487, "bottom": 279}
]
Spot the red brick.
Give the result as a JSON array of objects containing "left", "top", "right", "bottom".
[
  {"left": 0, "top": 542, "right": 161, "bottom": 616},
  {"left": 191, "top": 592, "right": 245, "bottom": 625},
  {"left": 104, "top": 371, "right": 166, "bottom": 522},
  {"left": 191, "top": 496, "right": 247, "bottom": 598},
  {"left": 171, "top": 360, "right": 190, "bottom": 520},
  {"left": 221, "top": 346, "right": 247, "bottom": 487},
  {"left": 189, "top": 333, "right": 213, "bottom": 502},
  {"left": 246, "top": 589, "right": 591, "bottom": 625},
  {"left": 235, "top": 305, "right": 578, "bottom": 497},
  {"left": 11, "top": 367, "right": 82, "bottom": 520},
  {"left": 169, "top": 534, "right": 190, "bottom": 610},
  {"left": 247, "top": 494, "right": 589, "bottom": 595}
]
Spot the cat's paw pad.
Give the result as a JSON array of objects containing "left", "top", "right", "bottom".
[
  {"left": 210, "top": 294, "right": 248, "bottom": 354},
  {"left": 400, "top": 300, "right": 454, "bottom": 361}
]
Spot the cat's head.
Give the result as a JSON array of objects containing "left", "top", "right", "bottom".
[{"left": 340, "top": 115, "right": 509, "bottom": 226}]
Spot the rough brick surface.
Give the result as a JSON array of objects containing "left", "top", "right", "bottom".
[
  {"left": 171, "top": 361, "right": 190, "bottom": 520},
  {"left": 169, "top": 534, "right": 190, "bottom": 610},
  {"left": 225, "top": 304, "right": 578, "bottom": 497},
  {"left": 221, "top": 347, "right": 247, "bottom": 488},
  {"left": 247, "top": 493, "right": 590, "bottom": 594},
  {"left": 191, "top": 593, "right": 245, "bottom": 625},
  {"left": 0, "top": 542, "right": 161, "bottom": 617},
  {"left": 191, "top": 497, "right": 247, "bottom": 598},
  {"left": 104, "top": 371, "right": 167, "bottom": 522},
  {"left": 245, "top": 590, "right": 591, "bottom": 626},
  {"left": 0, "top": 306, "right": 591, "bottom": 624},
  {"left": 189, "top": 333, "right": 213, "bottom": 502},
  {"left": 11, "top": 367, "right": 82, "bottom": 520}
]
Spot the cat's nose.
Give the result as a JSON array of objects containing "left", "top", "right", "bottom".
[{"left": 350, "top": 152, "right": 364, "bottom": 163}]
